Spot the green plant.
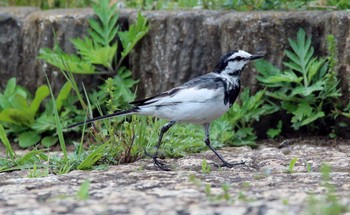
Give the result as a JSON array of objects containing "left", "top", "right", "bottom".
[
  {"left": 305, "top": 164, "right": 349, "bottom": 215},
  {"left": 201, "top": 159, "right": 211, "bottom": 174},
  {"left": 267, "top": 120, "right": 283, "bottom": 139},
  {"left": 287, "top": 157, "right": 298, "bottom": 174},
  {"left": 38, "top": 0, "right": 148, "bottom": 120},
  {"left": 39, "top": 1, "right": 148, "bottom": 76},
  {"left": 0, "top": 124, "right": 49, "bottom": 172},
  {"left": 76, "top": 180, "right": 90, "bottom": 200},
  {"left": 27, "top": 163, "right": 49, "bottom": 178},
  {"left": 307, "top": 162, "right": 312, "bottom": 173},
  {"left": 37, "top": 0, "right": 149, "bottom": 166},
  {"left": 213, "top": 88, "right": 277, "bottom": 146},
  {"left": 256, "top": 28, "right": 341, "bottom": 131},
  {"left": 0, "top": 78, "right": 78, "bottom": 147}
]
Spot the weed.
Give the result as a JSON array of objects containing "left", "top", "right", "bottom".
[
  {"left": 0, "top": 76, "right": 83, "bottom": 148},
  {"left": 305, "top": 164, "right": 349, "bottom": 215},
  {"left": 307, "top": 162, "right": 312, "bottom": 173},
  {"left": 241, "top": 181, "right": 251, "bottom": 189},
  {"left": 267, "top": 120, "right": 283, "bottom": 139},
  {"left": 213, "top": 88, "right": 277, "bottom": 146},
  {"left": 0, "top": 123, "right": 49, "bottom": 172},
  {"left": 27, "top": 163, "right": 49, "bottom": 178},
  {"left": 76, "top": 180, "right": 90, "bottom": 201},
  {"left": 38, "top": 0, "right": 149, "bottom": 167},
  {"left": 201, "top": 159, "right": 211, "bottom": 174},
  {"left": 256, "top": 28, "right": 342, "bottom": 131},
  {"left": 287, "top": 157, "right": 298, "bottom": 174},
  {"left": 282, "top": 198, "right": 289, "bottom": 205},
  {"left": 188, "top": 175, "right": 235, "bottom": 203}
]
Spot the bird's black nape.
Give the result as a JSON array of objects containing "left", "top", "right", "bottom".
[{"left": 214, "top": 50, "right": 239, "bottom": 73}]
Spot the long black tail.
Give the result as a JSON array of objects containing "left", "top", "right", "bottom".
[{"left": 67, "top": 108, "right": 138, "bottom": 129}]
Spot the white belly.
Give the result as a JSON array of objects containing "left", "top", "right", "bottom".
[{"left": 139, "top": 99, "right": 230, "bottom": 124}]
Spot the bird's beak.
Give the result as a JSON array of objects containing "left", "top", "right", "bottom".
[{"left": 249, "top": 54, "right": 264, "bottom": 61}]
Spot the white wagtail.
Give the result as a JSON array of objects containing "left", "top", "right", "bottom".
[{"left": 68, "top": 50, "right": 263, "bottom": 170}]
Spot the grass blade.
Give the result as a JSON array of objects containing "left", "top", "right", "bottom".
[{"left": 0, "top": 124, "right": 16, "bottom": 160}]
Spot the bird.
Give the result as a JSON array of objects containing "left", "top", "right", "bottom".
[{"left": 68, "top": 50, "right": 264, "bottom": 170}]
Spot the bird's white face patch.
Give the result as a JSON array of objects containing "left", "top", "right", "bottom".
[
  {"left": 220, "top": 50, "right": 253, "bottom": 78},
  {"left": 226, "top": 60, "right": 245, "bottom": 72}
]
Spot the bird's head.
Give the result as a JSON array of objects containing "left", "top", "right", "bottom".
[{"left": 215, "top": 50, "right": 264, "bottom": 76}]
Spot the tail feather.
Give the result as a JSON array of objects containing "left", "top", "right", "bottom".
[{"left": 67, "top": 108, "right": 138, "bottom": 129}]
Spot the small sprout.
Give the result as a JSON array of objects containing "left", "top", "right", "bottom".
[
  {"left": 201, "top": 159, "right": 211, "bottom": 174},
  {"left": 76, "top": 180, "right": 90, "bottom": 201},
  {"left": 287, "top": 157, "right": 298, "bottom": 174}
]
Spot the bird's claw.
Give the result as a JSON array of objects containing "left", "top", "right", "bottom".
[
  {"left": 153, "top": 157, "right": 171, "bottom": 171},
  {"left": 144, "top": 148, "right": 170, "bottom": 171},
  {"left": 216, "top": 160, "right": 246, "bottom": 168}
]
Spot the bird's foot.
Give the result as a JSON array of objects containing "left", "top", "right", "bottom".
[
  {"left": 144, "top": 148, "right": 171, "bottom": 171},
  {"left": 215, "top": 160, "right": 245, "bottom": 168},
  {"left": 153, "top": 157, "right": 171, "bottom": 171}
]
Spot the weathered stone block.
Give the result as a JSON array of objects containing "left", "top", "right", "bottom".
[
  {"left": 131, "top": 10, "right": 350, "bottom": 98},
  {"left": 0, "top": 8, "right": 349, "bottom": 101},
  {"left": 129, "top": 10, "right": 224, "bottom": 97},
  {"left": 0, "top": 7, "right": 39, "bottom": 91}
]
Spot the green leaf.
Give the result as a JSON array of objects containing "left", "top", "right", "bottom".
[
  {"left": 301, "top": 111, "right": 325, "bottom": 126},
  {"left": 255, "top": 60, "right": 281, "bottom": 79},
  {"left": 0, "top": 94, "right": 11, "bottom": 110},
  {"left": 38, "top": 47, "right": 95, "bottom": 74},
  {"left": 31, "top": 114, "right": 56, "bottom": 133},
  {"left": 291, "top": 82, "right": 324, "bottom": 97},
  {"left": 72, "top": 36, "right": 117, "bottom": 69},
  {"left": 265, "top": 72, "right": 302, "bottom": 84},
  {"left": 77, "top": 180, "right": 90, "bottom": 200},
  {"left": 267, "top": 120, "right": 282, "bottom": 139},
  {"left": 10, "top": 94, "right": 29, "bottom": 110},
  {"left": 89, "top": 0, "right": 119, "bottom": 46},
  {"left": 41, "top": 136, "right": 58, "bottom": 147},
  {"left": 0, "top": 109, "right": 34, "bottom": 126},
  {"left": 77, "top": 142, "right": 109, "bottom": 170},
  {"left": 292, "top": 102, "right": 313, "bottom": 122},
  {"left": 18, "top": 131, "right": 41, "bottom": 148},
  {"left": 4, "top": 78, "right": 17, "bottom": 97},
  {"left": 56, "top": 81, "right": 72, "bottom": 111},
  {"left": 119, "top": 12, "right": 149, "bottom": 59},
  {"left": 0, "top": 124, "right": 16, "bottom": 159},
  {"left": 29, "top": 85, "right": 50, "bottom": 114}
]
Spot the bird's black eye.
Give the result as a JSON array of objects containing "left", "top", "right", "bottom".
[
  {"left": 234, "top": 56, "right": 244, "bottom": 61},
  {"left": 227, "top": 56, "right": 244, "bottom": 62}
]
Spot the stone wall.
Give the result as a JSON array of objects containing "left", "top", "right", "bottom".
[{"left": 0, "top": 7, "right": 349, "bottom": 100}]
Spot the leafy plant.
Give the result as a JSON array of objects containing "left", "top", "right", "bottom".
[
  {"left": 39, "top": 0, "right": 148, "bottom": 76},
  {"left": 267, "top": 120, "right": 282, "bottom": 139},
  {"left": 255, "top": 28, "right": 341, "bottom": 131},
  {"left": 0, "top": 124, "right": 48, "bottom": 172},
  {"left": 213, "top": 88, "right": 277, "bottom": 145},
  {"left": 0, "top": 78, "right": 75, "bottom": 147}
]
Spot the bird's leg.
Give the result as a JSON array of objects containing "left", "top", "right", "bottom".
[
  {"left": 145, "top": 121, "right": 176, "bottom": 171},
  {"left": 203, "top": 123, "right": 245, "bottom": 168}
]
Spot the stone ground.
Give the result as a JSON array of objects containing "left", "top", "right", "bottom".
[{"left": 1, "top": 139, "right": 350, "bottom": 215}]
